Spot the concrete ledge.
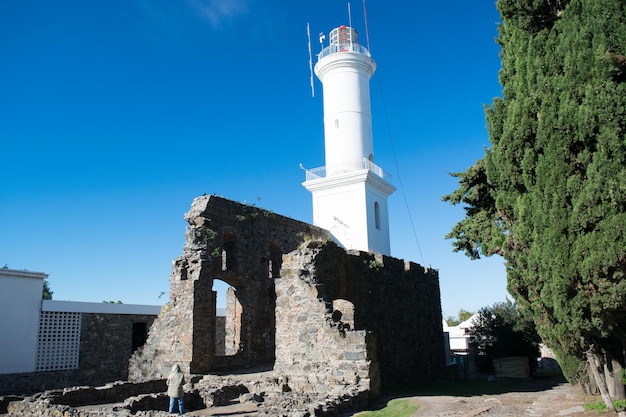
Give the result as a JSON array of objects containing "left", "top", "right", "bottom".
[
  {"left": 42, "top": 300, "right": 162, "bottom": 315},
  {"left": 0, "top": 268, "right": 48, "bottom": 280}
]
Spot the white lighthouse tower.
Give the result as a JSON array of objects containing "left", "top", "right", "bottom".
[{"left": 303, "top": 25, "right": 395, "bottom": 256}]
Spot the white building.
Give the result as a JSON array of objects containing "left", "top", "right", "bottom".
[
  {"left": 0, "top": 267, "right": 161, "bottom": 378},
  {"left": 303, "top": 25, "right": 396, "bottom": 256},
  {"left": 442, "top": 313, "right": 479, "bottom": 354},
  {"left": 0, "top": 268, "right": 47, "bottom": 374}
]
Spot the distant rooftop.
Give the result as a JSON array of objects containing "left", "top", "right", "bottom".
[{"left": 0, "top": 267, "right": 48, "bottom": 279}]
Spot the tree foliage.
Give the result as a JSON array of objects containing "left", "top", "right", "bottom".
[
  {"left": 446, "top": 309, "right": 474, "bottom": 326},
  {"left": 42, "top": 280, "right": 53, "bottom": 300},
  {"left": 469, "top": 300, "right": 540, "bottom": 374},
  {"left": 443, "top": 0, "right": 626, "bottom": 389}
]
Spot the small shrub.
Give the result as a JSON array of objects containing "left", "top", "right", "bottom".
[
  {"left": 363, "top": 259, "right": 382, "bottom": 270},
  {"left": 203, "top": 228, "right": 216, "bottom": 241}
]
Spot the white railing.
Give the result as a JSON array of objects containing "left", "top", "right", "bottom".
[
  {"left": 303, "top": 158, "right": 392, "bottom": 182},
  {"left": 305, "top": 166, "right": 327, "bottom": 181},
  {"left": 318, "top": 43, "right": 371, "bottom": 60}
]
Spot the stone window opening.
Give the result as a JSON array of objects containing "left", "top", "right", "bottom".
[
  {"left": 131, "top": 322, "right": 148, "bottom": 353},
  {"left": 221, "top": 231, "right": 237, "bottom": 272},
  {"left": 374, "top": 202, "right": 381, "bottom": 230},
  {"left": 221, "top": 250, "right": 227, "bottom": 271},
  {"left": 268, "top": 243, "right": 282, "bottom": 279},
  {"left": 331, "top": 299, "right": 355, "bottom": 333}
]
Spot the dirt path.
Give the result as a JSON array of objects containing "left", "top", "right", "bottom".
[
  {"left": 184, "top": 401, "right": 258, "bottom": 416},
  {"left": 342, "top": 379, "right": 609, "bottom": 417},
  {"left": 403, "top": 383, "right": 589, "bottom": 416},
  {"left": 183, "top": 378, "right": 607, "bottom": 417}
]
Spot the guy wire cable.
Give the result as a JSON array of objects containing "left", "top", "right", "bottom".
[{"left": 375, "top": 71, "right": 425, "bottom": 265}]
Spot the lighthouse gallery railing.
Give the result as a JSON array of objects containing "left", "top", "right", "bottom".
[
  {"left": 318, "top": 43, "right": 371, "bottom": 60},
  {"left": 304, "top": 158, "right": 392, "bottom": 182}
]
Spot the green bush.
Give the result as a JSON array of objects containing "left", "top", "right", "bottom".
[{"left": 469, "top": 300, "right": 540, "bottom": 374}]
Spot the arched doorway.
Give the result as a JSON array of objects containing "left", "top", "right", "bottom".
[{"left": 212, "top": 279, "right": 242, "bottom": 357}]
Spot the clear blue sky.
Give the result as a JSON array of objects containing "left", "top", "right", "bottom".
[{"left": 1, "top": 0, "right": 507, "bottom": 319}]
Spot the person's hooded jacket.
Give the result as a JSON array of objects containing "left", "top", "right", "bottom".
[{"left": 166, "top": 364, "right": 185, "bottom": 398}]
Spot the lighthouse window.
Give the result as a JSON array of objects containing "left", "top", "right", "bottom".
[
  {"left": 334, "top": 119, "right": 339, "bottom": 129},
  {"left": 374, "top": 202, "right": 381, "bottom": 230}
]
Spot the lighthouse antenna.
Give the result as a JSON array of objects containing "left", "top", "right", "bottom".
[
  {"left": 347, "top": 2, "right": 353, "bottom": 34},
  {"left": 363, "top": 0, "right": 371, "bottom": 52},
  {"left": 307, "top": 22, "right": 315, "bottom": 98}
]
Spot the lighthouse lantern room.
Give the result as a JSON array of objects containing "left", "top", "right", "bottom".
[{"left": 303, "top": 24, "right": 396, "bottom": 256}]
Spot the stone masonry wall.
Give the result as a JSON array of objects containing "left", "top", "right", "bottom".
[
  {"left": 79, "top": 313, "right": 156, "bottom": 384},
  {"left": 276, "top": 240, "right": 445, "bottom": 391},
  {"left": 275, "top": 240, "right": 380, "bottom": 397},
  {"left": 129, "top": 195, "right": 329, "bottom": 381},
  {"left": 215, "top": 317, "right": 226, "bottom": 355},
  {"left": 129, "top": 194, "right": 443, "bottom": 396},
  {"left": 0, "top": 313, "right": 156, "bottom": 396},
  {"left": 0, "top": 370, "right": 83, "bottom": 397}
]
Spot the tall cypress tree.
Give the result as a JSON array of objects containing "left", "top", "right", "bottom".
[{"left": 444, "top": 0, "right": 626, "bottom": 399}]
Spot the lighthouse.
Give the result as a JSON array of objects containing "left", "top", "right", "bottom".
[{"left": 303, "top": 25, "right": 395, "bottom": 256}]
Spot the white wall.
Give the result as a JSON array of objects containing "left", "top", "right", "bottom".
[
  {"left": 311, "top": 176, "right": 368, "bottom": 251},
  {"left": 0, "top": 269, "right": 47, "bottom": 374},
  {"left": 442, "top": 314, "right": 479, "bottom": 354},
  {"left": 364, "top": 184, "right": 392, "bottom": 255},
  {"left": 315, "top": 51, "right": 376, "bottom": 176},
  {"left": 305, "top": 170, "right": 394, "bottom": 256}
]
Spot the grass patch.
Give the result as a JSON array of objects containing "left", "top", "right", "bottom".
[
  {"left": 584, "top": 401, "right": 605, "bottom": 412},
  {"left": 585, "top": 399, "right": 626, "bottom": 412},
  {"left": 355, "top": 399, "right": 419, "bottom": 417}
]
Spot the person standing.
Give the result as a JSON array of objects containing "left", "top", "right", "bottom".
[{"left": 166, "top": 364, "right": 185, "bottom": 415}]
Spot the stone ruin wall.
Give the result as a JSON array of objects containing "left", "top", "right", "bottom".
[
  {"left": 128, "top": 194, "right": 445, "bottom": 396},
  {"left": 129, "top": 195, "right": 330, "bottom": 381},
  {"left": 275, "top": 240, "right": 380, "bottom": 396},
  {"left": 276, "top": 240, "right": 444, "bottom": 394}
]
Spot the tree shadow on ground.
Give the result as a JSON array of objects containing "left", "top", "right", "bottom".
[
  {"left": 341, "top": 374, "right": 569, "bottom": 416},
  {"left": 392, "top": 373, "right": 568, "bottom": 398}
]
